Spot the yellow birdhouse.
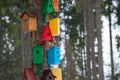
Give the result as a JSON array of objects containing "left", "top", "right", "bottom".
[
  {"left": 49, "top": 18, "right": 60, "bottom": 36},
  {"left": 51, "top": 68, "right": 62, "bottom": 80},
  {"left": 21, "top": 11, "right": 37, "bottom": 32}
]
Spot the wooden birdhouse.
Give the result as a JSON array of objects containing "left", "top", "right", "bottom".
[
  {"left": 51, "top": 68, "right": 62, "bottom": 80},
  {"left": 40, "top": 25, "right": 53, "bottom": 42},
  {"left": 41, "top": 0, "right": 55, "bottom": 14},
  {"left": 40, "top": 70, "right": 56, "bottom": 80},
  {"left": 49, "top": 17, "right": 60, "bottom": 36},
  {"left": 47, "top": 46, "right": 60, "bottom": 64},
  {"left": 32, "top": 45, "right": 44, "bottom": 64},
  {"left": 23, "top": 67, "right": 36, "bottom": 80},
  {"left": 21, "top": 11, "right": 37, "bottom": 32},
  {"left": 52, "top": 0, "right": 59, "bottom": 12}
]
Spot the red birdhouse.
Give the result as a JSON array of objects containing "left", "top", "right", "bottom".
[
  {"left": 40, "top": 70, "right": 56, "bottom": 80},
  {"left": 40, "top": 25, "right": 53, "bottom": 42},
  {"left": 23, "top": 67, "right": 36, "bottom": 80}
]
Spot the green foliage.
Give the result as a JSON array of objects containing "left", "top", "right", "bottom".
[
  {"left": 116, "top": 1, "right": 120, "bottom": 25},
  {"left": 60, "top": 0, "right": 86, "bottom": 80},
  {"left": 0, "top": 0, "right": 27, "bottom": 80}
]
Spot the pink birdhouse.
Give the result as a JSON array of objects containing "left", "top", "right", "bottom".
[{"left": 23, "top": 67, "right": 36, "bottom": 80}]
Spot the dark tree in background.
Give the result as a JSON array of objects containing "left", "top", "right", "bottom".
[{"left": 0, "top": 0, "right": 27, "bottom": 80}]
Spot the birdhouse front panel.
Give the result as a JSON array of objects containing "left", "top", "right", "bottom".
[
  {"left": 51, "top": 68, "right": 62, "bottom": 80},
  {"left": 49, "top": 18, "right": 60, "bottom": 36},
  {"left": 23, "top": 67, "right": 36, "bottom": 80},
  {"left": 52, "top": 0, "right": 59, "bottom": 12},
  {"left": 32, "top": 46, "right": 44, "bottom": 64},
  {"left": 40, "top": 25, "right": 53, "bottom": 42},
  {"left": 41, "top": 70, "right": 56, "bottom": 80},
  {"left": 42, "top": 0, "right": 55, "bottom": 14},
  {"left": 22, "top": 13, "right": 29, "bottom": 32},
  {"left": 47, "top": 46, "right": 60, "bottom": 64},
  {"left": 21, "top": 11, "right": 37, "bottom": 32}
]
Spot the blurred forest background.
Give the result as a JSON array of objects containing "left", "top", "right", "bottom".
[{"left": 0, "top": 0, "right": 120, "bottom": 80}]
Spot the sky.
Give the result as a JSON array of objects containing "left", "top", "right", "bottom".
[{"left": 102, "top": 15, "right": 120, "bottom": 79}]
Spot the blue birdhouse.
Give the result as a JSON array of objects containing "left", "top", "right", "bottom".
[{"left": 47, "top": 46, "right": 60, "bottom": 64}]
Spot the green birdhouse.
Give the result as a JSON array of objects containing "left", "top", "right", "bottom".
[
  {"left": 32, "top": 45, "right": 44, "bottom": 64},
  {"left": 41, "top": 0, "right": 55, "bottom": 14}
]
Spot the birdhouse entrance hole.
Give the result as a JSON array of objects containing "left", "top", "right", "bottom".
[
  {"left": 25, "top": 76, "right": 27, "bottom": 79},
  {"left": 49, "top": 5, "right": 51, "bottom": 7},
  {"left": 47, "top": 33, "right": 50, "bottom": 35},
  {"left": 49, "top": 76, "right": 52, "bottom": 79},
  {"left": 36, "top": 51, "right": 39, "bottom": 54}
]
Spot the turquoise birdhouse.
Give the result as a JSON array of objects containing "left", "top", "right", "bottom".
[
  {"left": 47, "top": 46, "right": 60, "bottom": 65},
  {"left": 32, "top": 45, "right": 44, "bottom": 64},
  {"left": 41, "top": 0, "right": 55, "bottom": 14}
]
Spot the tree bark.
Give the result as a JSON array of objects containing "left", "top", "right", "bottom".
[
  {"left": 21, "top": 32, "right": 32, "bottom": 68},
  {"left": 83, "top": 0, "right": 97, "bottom": 79},
  {"left": 95, "top": 0, "right": 104, "bottom": 79},
  {"left": 108, "top": 0, "right": 115, "bottom": 79}
]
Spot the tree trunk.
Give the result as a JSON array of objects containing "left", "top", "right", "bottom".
[
  {"left": 83, "top": 0, "right": 91, "bottom": 79},
  {"left": 21, "top": 1, "right": 48, "bottom": 79},
  {"left": 21, "top": 32, "right": 32, "bottom": 68},
  {"left": 108, "top": 0, "right": 115, "bottom": 79},
  {"left": 83, "top": 0, "right": 97, "bottom": 79},
  {"left": 95, "top": 0, "right": 104, "bottom": 79}
]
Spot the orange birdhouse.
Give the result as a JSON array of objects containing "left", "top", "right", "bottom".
[
  {"left": 21, "top": 11, "right": 37, "bottom": 32},
  {"left": 23, "top": 67, "right": 36, "bottom": 80},
  {"left": 52, "top": 0, "right": 59, "bottom": 12},
  {"left": 40, "top": 25, "right": 53, "bottom": 42}
]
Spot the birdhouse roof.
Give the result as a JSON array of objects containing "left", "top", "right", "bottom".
[
  {"left": 20, "top": 11, "right": 36, "bottom": 18},
  {"left": 41, "top": 70, "right": 56, "bottom": 79},
  {"left": 24, "top": 67, "right": 36, "bottom": 80}
]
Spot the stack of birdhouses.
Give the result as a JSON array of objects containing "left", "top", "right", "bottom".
[
  {"left": 40, "top": 0, "right": 62, "bottom": 80},
  {"left": 21, "top": 0, "right": 62, "bottom": 80}
]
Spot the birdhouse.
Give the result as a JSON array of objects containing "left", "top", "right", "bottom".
[
  {"left": 23, "top": 67, "right": 36, "bottom": 80},
  {"left": 41, "top": 0, "right": 55, "bottom": 14},
  {"left": 21, "top": 11, "right": 37, "bottom": 32},
  {"left": 51, "top": 68, "right": 62, "bottom": 80},
  {"left": 49, "top": 17, "right": 60, "bottom": 36},
  {"left": 32, "top": 45, "right": 44, "bottom": 64},
  {"left": 52, "top": 0, "right": 59, "bottom": 12},
  {"left": 40, "top": 25, "right": 53, "bottom": 42},
  {"left": 40, "top": 70, "right": 56, "bottom": 80},
  {"left": 47, "top": 46, "right": 60, "bottom": 64}
]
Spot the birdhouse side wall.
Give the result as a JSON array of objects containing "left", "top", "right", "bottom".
[
  {"left": 48, "top": 48, "right": 55, "bottom": 64},
  {"left": 29, "top": 17, "right": 37, "bottom": 31},
  {"left": 22, "top": 13, "right": 29, "bottom": 32}
]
